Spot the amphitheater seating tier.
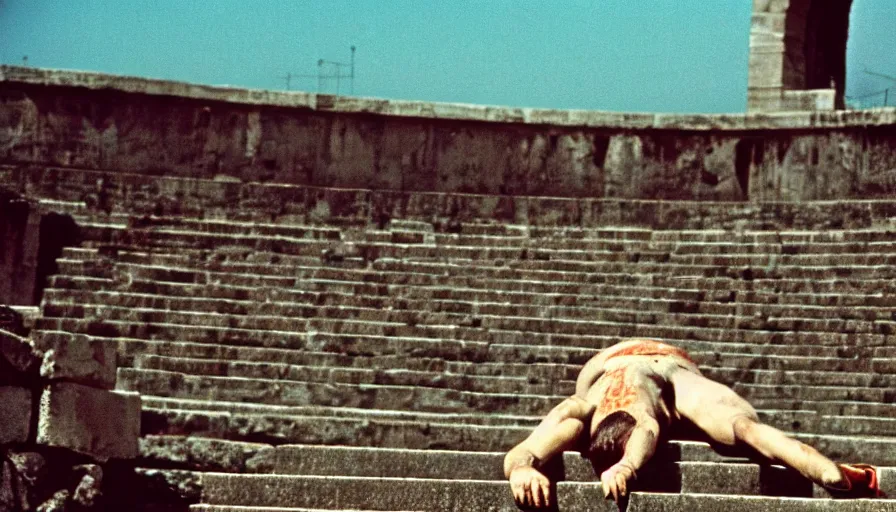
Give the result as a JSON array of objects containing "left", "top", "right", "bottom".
[{"left": 7, "top": 165, "right": 896, "bottom": 510}]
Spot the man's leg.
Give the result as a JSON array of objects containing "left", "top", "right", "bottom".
[{"left": 670, "top": 368, "right": 879, "bottom": 495}]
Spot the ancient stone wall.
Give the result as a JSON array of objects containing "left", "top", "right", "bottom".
[{"left": 2, "top": 66, "right": 895, "bottom": 202}]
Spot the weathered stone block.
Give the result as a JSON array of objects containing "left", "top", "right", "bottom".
[
  {"left": 37, "top": 334, "right": 117, "bottom": 389},
  {"left": 37, "top": 383, "right": 140, "bottom": 461},
  {"left": 783, "top": 89, "right": 836, "bottom": 112},
  {"left": 0, "top": 386, "right": 32, "bottom": 444},
  {"left": 0, "top": 328, "right": 41, "bottom": 384}
]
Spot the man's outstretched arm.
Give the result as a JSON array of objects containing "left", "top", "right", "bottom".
[
  {"left": 504, "top": 396, "right": 594, "bottom": 508},
  {"left": 600, "top": 416, "right": 660, "bottom": 501}
]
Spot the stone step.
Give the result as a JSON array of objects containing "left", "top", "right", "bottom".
[
  {"left": 139, "top": 395, "right": 896, "bottom": 433},
  {"left": 41, "top": 285, "right": 896, "bottom": 326},
  {"left": 623, "top": 494, "right": 896, "bottom": 512},
  {"left": 84, "top": 225, "right": 896, "bottom": 267},
  {"left": 73, "top": 225, "right": 896, "bottom": 281},
  {"left": 141, "top": 404, "right": 530, "bottom": 450},
  {"left": 143, "top": 436, "right": 757, "bottom": 474},
  {"left": 41, "top": 295, "right": 896, "bottom": 343},
  {"left": 42, "top": 256, "right": 896, "bottom": 329},
  {"left": 230, "top": 444, "right": 896, "bottom": 498},
  {"left": 139, "top": 435, "right": 751, "bottom": 476},
  {"left": 132, "top": 354, "right": 571, "bottom": 396},
  {"left": 78, "top": 217, "right": 896, "bottom": 256},
  {"left": 138, "top": 400, "right": 896, "bottom": 463},
  {"left": 38, "top": 330, "right": 583, "bottom": 378},
  {"left": 134, "top": 354, "right": 896, "bottom": 399},
  {"left": 702, "top": 367, "right": 896, "bottom": 388},
  {"left": 54, "top": 247, "right": 896, "bottom": 307},
  {"left": 63, "top": 246, "right": 371, "bottom": 273},
  {"left": 48, "top": 331, "right": 881, "bottom": 385},
  {"left": 37, "top": 199, "right": 131, "bottom": 225},
  {"left": 138, "top": 436, "right": 272, "bottom": 473},
  {"left": 59, "top": 242, "right": 896, "bottom": 292},
  {"left": 667, "top": 240, "right": 896, "bottom": 256},
  {"left": 93, "top": 214, "right": 896, "bottom": 254},
  {"left": 189, "top": 500, "right": 896, "bottom": 512},
  {"left": 63, "top": 216, "right": 894, "bottom": 254},
  {"left": 191, "top": 507, "right": 418, "bottom": 512},
  {"left": 141, "top": 396, "right": 538, "bottom": 428},
  {"left": 43, "top": 287, "right": 893, "bottom": 342},
  {"left": 28, "top": 326, "right": 611, "bottom": 369},
  {"left": 198, "top": 474, "right": 896, "bottom": 511},
  {"left": 129, "top": 374, "right": 895, "bottom": 438},
  {"left": 116, "top": 367, "right": 559, "bottom": 417},
  {"left": 47, "top": 253, "right": 896, "bottom": 305},
  {"left": 46, "top": 265, "right": 896, "bottom": 308},
  {"left": 34, "top": 304, "right": 895, "bottom": 349},
  {"left": 127, "top": 347, "right": 896, "bottom": 386},
  {"left": 238, "top": 444, "right": 752, "bottom": 480},
  {"left": 50, "top": 254, "right": 896, "bottom": 318},
  {"left": 59, "top": 239, "right": 896, "bottom": 284},
  {"left": 732, "top": 382, "right": 894, "bottom": 404},
  {"left": 34, "top": 319, "right": 880, "bottom": 383},
  {"left": 127, "top": 216, "right": 344, "bottom": 240},
  {"left": 81, "top": 225, "right": 896, "bottom": 260},
  {"left": 40, "top": 298, "right": 896, "bottom": 339},
  {"left": 132, "top": 355, "right": 896, "bottom": 422},
  {"left": 30, "top": 321, "right": 874, "bottom": 371},
  {"left": 120, "top": 367, "right": 896, "bottom": 420}
]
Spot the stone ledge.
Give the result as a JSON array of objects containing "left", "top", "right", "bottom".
[
  {"left": 627, "top": 493, "right": 896, "bottom": 512},
  {"left": 2, "top": 66, "right": 894, "bottom": 131},
  {"left": 36, "top": 333, "right": 117, "bottom": 389},
  {"left": 8, "top": 165, "right": 896, "bottom": 231},
  {"left": 200, "top": 474, "right": 616, "bottom": 511},
  {"left": 200, "top": 474, "right": 896, "bottom": 511},
  {"left": 37, "top": 383, "right": 140, "bottom": 461},
  {"left": 0, "top": 328, "right": 41, "bottom": 383}
]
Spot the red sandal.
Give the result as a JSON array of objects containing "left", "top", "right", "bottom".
[{"left": 827, "top": 464, "right": 885, "bottom": 499}]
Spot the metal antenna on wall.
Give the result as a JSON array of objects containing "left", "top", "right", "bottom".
[
  {"left": 863, "top": 68, "right": 895, "bottom": 106},
  {"left": 350, "top": 46, "right": 356, "bottom": 94},
  {"left": 277, "top": 69, "right": 325, "bottom": 92},
  {"left": 279, "top": 46, "right": 357, "bottom": 95},
  {"left": 864, "top": 68, "right": 896, "bottom": 83},
  {"left": 318, "top": 46, "right": 356, "bottom": 95}
]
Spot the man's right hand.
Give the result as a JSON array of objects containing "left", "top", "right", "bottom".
[{"left": 509, "top": 466, "right": 552, "bottom": 508}]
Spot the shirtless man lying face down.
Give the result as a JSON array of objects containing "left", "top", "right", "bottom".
[{"left": 504, "top": 339, "right": 882, "bottom": 507}]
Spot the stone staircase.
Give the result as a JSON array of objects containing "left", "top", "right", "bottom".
[{"left": 7, "top": 166, "right": 896, "bottom": 510}]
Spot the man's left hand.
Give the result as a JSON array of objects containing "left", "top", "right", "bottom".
[{"left": 600, "top": 461, "right": 635, "bottom": 502}]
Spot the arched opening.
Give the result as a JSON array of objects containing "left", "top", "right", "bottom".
[{"left": 748, "top": 0, "right": 854, "bottom": 112}]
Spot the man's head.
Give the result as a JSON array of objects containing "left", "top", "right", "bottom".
[{"left": 586, "top": 411, "right": 637, "bottom": 469}]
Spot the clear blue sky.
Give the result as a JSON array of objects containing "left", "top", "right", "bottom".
[{"left": 1, "top": 1, "right": 894, "bottom": 113}]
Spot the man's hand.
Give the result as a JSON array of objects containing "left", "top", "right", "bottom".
[
  {"left": 600, "top": 461, "right": 635, "bottom": 502},
  {"left": 509, "top": 466, "right": 552, "bottom": 508}
]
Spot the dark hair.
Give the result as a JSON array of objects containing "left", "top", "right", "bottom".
[{"left": 586, "top": 411, "right": 637, "bottom": 468}]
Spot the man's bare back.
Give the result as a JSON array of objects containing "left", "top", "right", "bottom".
[{"left": 504, "top": 339, "right": 882, "bottom": 508}]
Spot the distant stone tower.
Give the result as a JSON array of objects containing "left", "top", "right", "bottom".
[{"left": 748, "top": 0, "right": 853, "bottom": 112}]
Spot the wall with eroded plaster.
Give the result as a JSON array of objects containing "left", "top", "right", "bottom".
[{"left": 1, "top": 67, "right": 895, "bottom": 202}]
